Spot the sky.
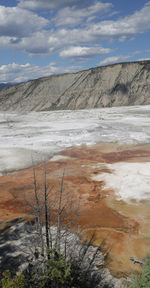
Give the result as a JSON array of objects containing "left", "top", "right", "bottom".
[{"left": 0, "top": 0, "right": 150, "bottom": 83}]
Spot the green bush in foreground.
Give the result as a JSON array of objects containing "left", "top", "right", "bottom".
[
  {"left": 26, "top": 249, "right": 74, "bottom": 288},
  {"left": 0, "top": 247, "right": 99, "bottom": 288},
  {"left": 43, "top": 249, "right": 73, "bottom": 288},
  {"left": 129, "top": 256, "right": 150, "bottom": 288},
  {"left": 0, "top": 270, "right": 24, "bottom": 288},
  {"left": 0, "top": 249, "right": 79, "bottom": 288}
]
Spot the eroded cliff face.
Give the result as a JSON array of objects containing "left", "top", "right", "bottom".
[{"left": 0, "top": 60, "right": 150, "bottom": 111}]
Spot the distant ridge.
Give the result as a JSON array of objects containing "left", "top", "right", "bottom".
[
  {"left": 0, "top": 60, "right": 150, "bottom": 111},
  {"left": 0, "top": 82, "right": 18, "bottom": 91}
]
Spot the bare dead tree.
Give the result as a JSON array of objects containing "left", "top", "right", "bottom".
[
  {"left": 43, "top": 167, "right": 50, "bottom": 259},
  {"left": 33, "top": 167, "right": 44, "bottom": 257},
  {"left": 55, "top": 169, "right": 65, "bottom": 250},
  {"left": 23, "top": 165, "right": 81, "bottom": 262},
  {"left": 5, "top": 165, "right": 112, "bottom": 288}
]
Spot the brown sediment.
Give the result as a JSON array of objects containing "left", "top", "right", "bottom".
[
  {"left": 102, "top": 149, "right": 150, "bottom": 163},
  {"left": 0, "top": 142, "right": 150, "bottom": 276}
]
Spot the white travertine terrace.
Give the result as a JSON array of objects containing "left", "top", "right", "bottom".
[
  {"left": 0, "top": 105, "right": 150, "bottom": 174},
  {"left": 92, "top": 162, "right": 150, "bottom": 202}
]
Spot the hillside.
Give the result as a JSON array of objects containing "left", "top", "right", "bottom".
[{"left": 0, "top": 60, "right": 150, "bottom": 111}]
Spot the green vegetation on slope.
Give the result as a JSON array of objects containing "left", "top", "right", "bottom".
[{"left": 129, "top": 256, "right": 150, "bottom": 288}]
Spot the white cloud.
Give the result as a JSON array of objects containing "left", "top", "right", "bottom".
[
  {"left": 99, "top": 50, "right": 142, "bottom": 66},
  {"left": 88, "top": 2, "right": 150, "bottom": 40},
  {"left": 18, "top": 0, "right": 88, "bottom": 10},
  {"left": 0, "top": 36, "right": 13, "bottom": 49},
  {"left": 0, "top": 6, "right": 48, "bottom": 37},
  {"left": 55, "top": 2, "right": 112, "bottom": 27},
  {"left": 0, "top": 62, "right": 82, "bottom": 83},
  {"left": 138, "top": 58, "right": 150, "bottom": 62},
  {"left": 16, "top": 31, "right": 53, "bottom": 56},
  {"left": 99, "top": 55, "right": 131, "bottom": 65},
  {"left": 52, "top": 2, "right": 150, "bottom": 54},
  {"left": 52, "top": 1, "right": 150, "bottom": 47},
  {"left": 0, "top": 32, "right": 53, "bottom": 57},
  {"left": 0, "top": 2, "right": 150, "bottom": 62},
  {"left": 60, "top": 46, "right": 113, "bottom": 60}
]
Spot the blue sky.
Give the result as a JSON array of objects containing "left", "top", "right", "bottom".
[{"left": 0, "top": 0, "right": 150, "bottom": 83}]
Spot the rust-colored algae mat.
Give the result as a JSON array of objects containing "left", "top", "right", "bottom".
[{"left": 1, "top": 142, "right": 150, "bottom": 277}]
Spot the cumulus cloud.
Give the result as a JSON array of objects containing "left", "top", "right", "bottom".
[
  {"left": 0, "top": 6, "right": 48, "bottom": 37},
  {"left": 46, "top": 2, "right": 150, "bottom": 56},
  {"left": 0, "top": 1, "right": 150, "bottom": 76},
  {"left": 99, "top": 50, "right": 142, "bottom": 65},
  {"left": 18, "top": 0, "right": 89, "bottom": 10},
  {"left": 88, "top": 2, "right": 150, "bottom": 40},
  {"left": 54, "top": 2, "right": 112, "bottom": 27},
  {"left": 0, "top": 62, "right": 82, "bottom": 83},
  {"left": 1, "top": 2, "right": 150, "bottom": 59},
  {"left": 60, "top": 46, "right": 113, "bottom": 61},
  {"left": 99, "top": 55, "right": 131, "bottom": 65},
  {"left": 15, "top": 31, "right": 53, "bottom": 57},
  {"left": 53, "top": 1, "right": 150, "bottom": 46},
  {"left": 0, "top": 30, "right": 56, "bottom": 57}
]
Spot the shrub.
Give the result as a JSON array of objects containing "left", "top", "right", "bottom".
[
  {"left": 129, "top": 256, "right": 150, "bottom": 288},
  {"left": 38, "top": 249, "right": 74, "bottom": 288},
  {"left": 0, "top": 270, "right": 24, "bottom": 288}
]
